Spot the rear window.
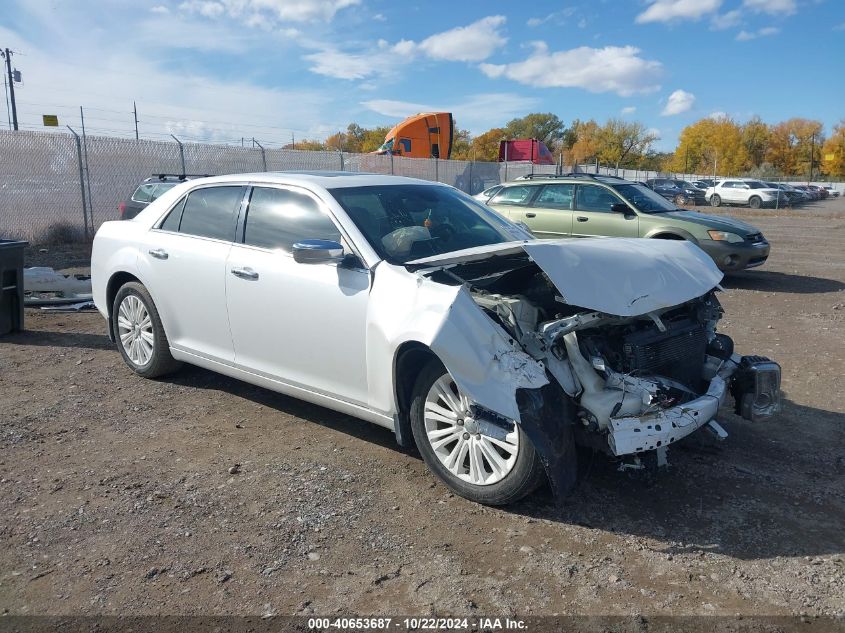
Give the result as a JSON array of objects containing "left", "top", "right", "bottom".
[
  {"left": 490, "top": 185, "right": 534, "bottom": 205},
  {"left": 177, "top": 186, "right": 243, "bottom": 241},
  {"left": 131, "top": 184, "right": 156, "bottom": 203}
]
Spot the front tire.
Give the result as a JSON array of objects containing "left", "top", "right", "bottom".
[
  {"left": 674, "top": 194, "right": 687, "bottom": 206},
  {"left": 112, "top": 281, "right": 181, "bottom": 378},
  {"left": 748, "top": 196, "right": 762, "bottom": 209},
  {"left": 410, "top": 359, "right": 545, "bottom": 505},
  {"left": 710, "top": 194, "right": 721, "bottom": 207}
]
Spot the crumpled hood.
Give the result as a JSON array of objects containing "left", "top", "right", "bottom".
[
  {"left": 662, "top": 210, "right": 761, "bottom": 235},
  {"left": 408, "top": 238, "right": 723, "bottom": 317}
]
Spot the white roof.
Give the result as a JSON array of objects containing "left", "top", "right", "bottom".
[{"left": 182, "top": 171, "right": 444, "bottom": 190}]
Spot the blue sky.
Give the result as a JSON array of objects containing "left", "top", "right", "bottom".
[{"left": 1, "top": 0, "right": 843, "bottom": 150}]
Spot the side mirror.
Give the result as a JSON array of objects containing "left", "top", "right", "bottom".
[
  {"left": 611, "top": 203, "right": 631, "bottom": 214},
  {"left": 292, "top": 239, "right": 345, "bottom": 264}
]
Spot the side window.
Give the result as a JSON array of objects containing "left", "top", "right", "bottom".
[
  {"left": 398, "top": 138, "right": 412, "bottom": 153},
  {"left": 576, "top": 184, "right": 622, "bottom": 213},
  {"left": 534, "top": 184, "right": 575, "bottom": 209},
  {"left": 243, "top": 187, "right": 341, "bottom": 252},
  {"left": 159, "top": 196, "right": 186, "bottom": 232},
  {"left": 178, "top": 186, "right": 243, "bottom": 241},
  {"left": 490, "top": 185, "right": 534, "bottom": 206},
  {"left": 482, "top": 185, "right": 502, "bottom": 198},
  {"left": 132, "top": 184, "right": 155, "bottom": 203}
]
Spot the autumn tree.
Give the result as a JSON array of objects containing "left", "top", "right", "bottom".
[
  {"left": 469, "top": 127, "right": 507, "bottom": 162},
  {"left": 741, "top": 116, "right": 770, "bottom": 169},
  {"left": 566, "top": 119, "right": 600, "bottom": 166},
  {"left": 596, "top": 119, "right": 658, "bottom": 169},
  {"left": 821, "top": 120, "right": 845, "bottom": 178},
  {"left": 670, "top": 116, "right": 747, "bottom": 175},
  {"left": 449, "top": 126, "right": 472, "bottom": 160},
  {"left": 766, "top": 118, "right": 823, "bottom": 177}
]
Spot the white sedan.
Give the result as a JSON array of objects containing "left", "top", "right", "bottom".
[{"left": 92, "top": 172, "right": 781, "bottom": 505}]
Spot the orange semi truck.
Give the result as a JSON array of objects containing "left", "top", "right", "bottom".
[{"left": 375, "top": 112, "right": 454, "bottom": 159}]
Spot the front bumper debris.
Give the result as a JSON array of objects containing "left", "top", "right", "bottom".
[{"left": 607, "top": 355, "right": 781, "bottom": 456}]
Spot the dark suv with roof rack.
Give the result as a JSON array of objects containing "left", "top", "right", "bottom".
[
  {"left": 119, "top": 174, "right": 211, "bottom": 220},
  {"left": 483, "top": 173, "right": 770, "bottom": 272}
]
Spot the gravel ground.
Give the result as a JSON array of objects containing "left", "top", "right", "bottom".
[{"left": 1, "top": 198, "right": 843, "bottom": 618}]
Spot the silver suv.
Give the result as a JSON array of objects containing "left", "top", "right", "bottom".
[{"left": 705, "top": 179, "right": 789, "bottom": 209}]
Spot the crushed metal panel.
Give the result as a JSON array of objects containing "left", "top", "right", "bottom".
[
  {"left": 522, "top": 238, "right": 723, "bottom": 317},
  {"left": 366, "top": 262, "right": 546, "bottom": 424}
]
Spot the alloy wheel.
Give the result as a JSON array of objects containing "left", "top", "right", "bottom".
[
  {"left": 117, "top": 294, "right": 154, "bottom": 366},
  {"left": 423, "top": 373, "right": 519, "bottom": 486}
]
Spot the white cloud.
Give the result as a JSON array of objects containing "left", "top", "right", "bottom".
[
  {"left": 709, "top": 111, "right": 728, "bottom": 119},
  {"left": 0, "top": 22, "right": 338, "bottom": 144},
  {"left": 736, "top": 26, "right": 780, "bottom": 40},
  {"left": 661, "top": 89, "right": 695, "bottom": 116},
  {"left": 635, "top": 0, "right": 723, "bottom": 24},
  {"left": 179, "top": 1, "right": 225, "bottom": 19},
  {"left": 742, "top": 0, "right": 796, "bottom": 15},
  {"left": 304, "top": 16, "right": 507, "bottom": 79},
  {"left": 150, "top": 5, "right": 170, "bottom": 14},
  {"left": 710, "top": 9, "right": 742, "bottom": 29},
  {"left": 646, "top": 127, "right": 662, "bottom": 140},
  {"left": 527, "top": 8, "right": 577, "bottom": 27},
  {"left": 361, "top": 93, "right": 541, "bottom": 133},
  {"left": 180, "top": 0, "right": 360, "bottom": 23},
  {"left": 621, "top": 106, "right": 637, "bottom": 114},
  {"left": 417, "top": 16, "right": 507, "bottom": 62},
  {"left": 479, "top": 43, "right": 663, "bottom": 96}
]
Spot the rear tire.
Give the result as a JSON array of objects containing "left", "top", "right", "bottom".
[
  {"left": 749, "top": 196, "right": 762, "bottom": 209},
  {"left": 674, "top": 194, "right": 687, "bottom": 206},
  {"left": 710, "top": 194, "right": 721, "bottom": 207},
  {"left": 410, "top": 359, "right": 545, "bottom": 505},
  {"left": 112, "top": 281, "right": 181, "bottom": 379}
]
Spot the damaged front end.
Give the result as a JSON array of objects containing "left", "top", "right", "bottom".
[{"left": 409, "top": 239, "right": 781, "bottom": 477}]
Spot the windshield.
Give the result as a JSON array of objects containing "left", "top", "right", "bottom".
[
  {"left": 612, "top": 183, "right": 677, "bottom": 213},
  {"left": 747, "top": 181, "right": 768, "bottom": 189},
  {"left": 673, "top": 180, "right": 695, "bottom": 188},
  {"left": 329, "top": 184, "right": 529, "bottom": 264}
]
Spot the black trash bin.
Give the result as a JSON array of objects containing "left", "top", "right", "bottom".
[{"left": 0, "top": 239, "right": 28, "bottom": 335}]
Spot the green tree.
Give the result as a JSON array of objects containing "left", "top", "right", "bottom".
[
  {"left": 504, "top": 113, "right": 566, "bottom": 149},
  {"left": 470, "top": 127, "right": 507, "bottom": 162}
]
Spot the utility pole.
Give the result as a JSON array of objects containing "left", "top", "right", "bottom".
[
  {"left": 133, "top": 101, "right": 139, "bottom": 140},
  {"left": 809, "top": 132, "right": 815, "bottom": 183},
  {"left": 291, "top": 132, "right": 295, "bottom": 149},
  {"left": 2, "top": 48, "right": 18, "bottom": 130}
]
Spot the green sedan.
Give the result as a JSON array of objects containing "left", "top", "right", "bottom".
[{"left": 485, "top": 174, "right": 770, "bottom": 272}]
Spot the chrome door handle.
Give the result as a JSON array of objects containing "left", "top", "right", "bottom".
[
  {"left": 525, "top": 212, "right": 537, "bottom": 218},
  {"left": 231, "top": 267, "right": 259, "bottom": 280},
  {"left": 576, "top": 216, "right": 589, "bottom": 222},
  {"left": 149, "top": 248, "right": 168, "bottom": 260}
]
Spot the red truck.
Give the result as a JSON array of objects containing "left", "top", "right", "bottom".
[{"left": 498, "top": 139, "right": 556, "bottom": 164}]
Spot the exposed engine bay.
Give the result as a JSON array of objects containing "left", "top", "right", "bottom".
[{"left": 424, "top": 253, "right": 782, "bottom": 464}]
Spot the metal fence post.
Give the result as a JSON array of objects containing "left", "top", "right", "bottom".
[
  {"left": 338, "top": 149, "right": 344, "bottom": 171},
  {"left": 467, "top": 161, "right": 473, "bottom": 193},
  {"left": 66, "top": 126, "right": 90, "bottom": 240},
  {"left": 435, "top": 157, "right": 439, "bottom": 182},
  {"left": 171, "top": 134, "right": 186, "bottom": 175},
  {"left": 390, "top": 152, "right": 394, "bottom": 175},
  {"left": 252, "top": 138, "right": 267, "bottom": 171}
]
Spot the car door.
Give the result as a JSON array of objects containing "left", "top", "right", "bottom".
[
  {"left": 486, "top": 184, "right": 538, "bottom": 221},
  {"left": 516, "top": 183, "right": 574, "bottom": 238},
  {"left": 225, "top": 185, "right": 370, "bottom": 405},
  {"left": 139, "top": 184, "right": 244, "bottom": 363},
  {"left": 720, "top": 181, "right": 740, "bottom": 203},
  {"left": 571, "top": 184, "right": 638, "bottom": 238}
]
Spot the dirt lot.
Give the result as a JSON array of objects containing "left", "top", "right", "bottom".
[{"left": 1, "top": 198, "right": 844, "bottom": 619}]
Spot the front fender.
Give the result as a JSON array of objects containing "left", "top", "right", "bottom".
[{"left": 642, "top": 226, "right": 699, "bottom": 243}]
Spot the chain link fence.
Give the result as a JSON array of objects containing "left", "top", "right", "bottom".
[{"left": 1, "top": 129, "right": 842, "bottom": 242}]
